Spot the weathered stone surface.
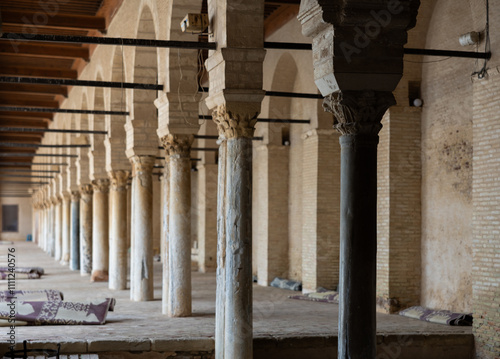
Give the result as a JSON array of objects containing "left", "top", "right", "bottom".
[
  {"left": 129, "top": 155, "right": 155, "bottom": 301},
  {"left": 108, "top": 170, "right": 130, "bottom": 290},
  {"left": 79, "top": 184, "right": 93, "bottom": 276},
  {"left": 91, "top": 178, "right": 110, "bottom": 282}
]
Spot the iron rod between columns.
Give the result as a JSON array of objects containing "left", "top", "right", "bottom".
[
  {"left": 0, "top": 153, "right": 78, "bottom": 158},
  {"left": 0, "top": 143, "right": 91, "bottom": 148},
  {"left": 0, "top": 106, "right": 129, "bottom": 116},
  {"left": 198, "top": 115, "right": 310, "bottom": 124},
  {"left": 0, "top": 76, "right": 163, "bottom": 91},
  {"left": 0, "top": 127, "right": 108, "bottom": 135},
  {"left": 1, "top": 33, "right": 217, "bottom": 50},
  {"left": 0, "top": 162, "right": 68, "bottom": 166}
]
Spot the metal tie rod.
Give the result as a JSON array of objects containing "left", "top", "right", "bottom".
[
  {"left": 0, "top": 169, "right": 60, "bottom": 173},
  {"left": 0, "top": 180, "right": 49, "bottom": 185},
  {"left": 0, "top": 162, "right": 68, "bottom": 166},
  {"left": 0, "top": 127, "right": 108, "bottom": 135},
  {"left": 0, "top": 153, "right": 78, "bottom": 158},
  {"left": 0, "top": 174, "right": 54, "bottom": 179},
  {"left": 0, "top": 106, "right": 129, "bottom": 116},
  {"left": 0, "top": 77, "right": 163, "bottom": 91},
  {"left": 1, "top": 33, "right": 217, "bottom": 50},
  {"left": 0, "top": 143, "right": 91, "bottom": 148},
  {"left": 264, "top": 42, "right": 491, "bottom": 59},
  {"left": 199, "top": 115, "right": 310, "bottom": 124},
  {"left": 199, "top": 87, "right": 322, "bottom": 99}
]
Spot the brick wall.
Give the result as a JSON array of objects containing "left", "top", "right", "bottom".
[
  {"left": 301, "top": 129, "right": 340, "bottom": 292},
  {"left": 420, "top": 0, "right": 475, "bottom": 313},
  {"left": 472, "top": 70, "right": 500, "bottom": 359}
]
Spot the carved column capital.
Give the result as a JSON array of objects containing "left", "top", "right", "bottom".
[
  {"left": 71, "top": 191, "right": 81, "bottom": 201},
  {"left": 109, "top": 170, "right": 131, "bottom": 190},
  {"left": 212, "top": 105, "right": 259, "bottom": 139},
  {"left": 160, "top": 134, "right": 194, "bottom": 157},
  {"left": 51, "top": 197, "right": 61, "bottom": 206},
  {"left": 79, "top": 184, "right": 94, "bottom": 196},
  {"left": 61, "top": 192, "right": 71, "bottom": 202},
  {"left": 129, "top": 155, "right": 155, "bottom": 177},
  {"left": 92, "top": 179, "right": 110, "bottom": 194},
  {"left": 323, "top": 91, "right": 395, "bottom": 136}
]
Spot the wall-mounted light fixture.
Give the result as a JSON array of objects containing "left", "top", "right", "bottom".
[{"left": 459, "top": 31, "right": 480, "bottom": 46}]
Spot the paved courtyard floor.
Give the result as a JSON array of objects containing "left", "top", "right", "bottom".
[{"left": 0, "top": 242, "right": 473, "bottom": 358}]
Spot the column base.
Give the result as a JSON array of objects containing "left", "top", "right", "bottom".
[{"left": 91, "top": 270, "right": 109, "bottom": 282}]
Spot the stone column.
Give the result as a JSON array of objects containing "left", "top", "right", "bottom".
[
  {"left": 70, "top": 191, "right": 80, "bottom": 271},
  {"left": 214, "top": 108, "right": 257, "bottom": 359},
  {"left": 324, "top": 91, "right": 396, "bottom": 358},
  {"left": 91, "top": 179, "right": 110, "bottom": 282},
  {"left": 79, "top": 184, "right": 93, "bottom": 276},
  {"left": 109, "top": 171, "right": 130, "bottom": 290},
  {"left": 54, "top": 197, "right": 63, "bottom": 262},
  {"left": 161, "top": 159, "right": 170, "bottom": 314},
  {"left": 298, "top": 2, "right": 419, "bottom": 357},
  {"left": 162, "top": 134, "right": 194, "bottom": 317},
  {"left": 61, "top": 193, "right": 71, "bottom": 265},
  {"left": 215, "top": 139, "right": 227, "bottom": 359},
  {"left": 129, "top": 155, "right": 155, "bottom": 301},
  {"left": 48, "top": 199, "right": 56, "bottom": 256}
]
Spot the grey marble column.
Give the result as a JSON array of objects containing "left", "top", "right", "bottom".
[
  {"left": 129, "top": 155, "right": 155, "bottom": 301},
  {"left": 108, "top": 171, "right": 130, "bottom": 290},
  {"left": 61, "top": 193, "right": 71, "bottom": 265},
  {"left": 79, "top": 184, "right": 93, "bottom": 276},
  {"left": 324, "top": 91, "right": 395, "bottom": 359},
  {"left": 70, "top": 191, "right": 81, "bottom": 271},
  {"left": 91, "top": 179, "right": 110, "bottom": 282},
  {"left": 162, "top": 134, "right": 193, "bottom": 317}
]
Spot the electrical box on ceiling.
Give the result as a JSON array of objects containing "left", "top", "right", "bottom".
[{"left": 180, "top": 14, "right": 209, "bottom": 33}]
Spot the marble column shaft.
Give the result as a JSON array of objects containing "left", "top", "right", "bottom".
[
  {"left": 54, "top": 197, "right": 63, "bottom": 262},
  {"left": 91, "top": 179, "right": 110, "bottom": 282},
  {"left": 213, "top": 108, "right": 257, "bottom": 359},
  {"left": 70, "top": 191, "right": 81, "bottom": 271},
  {"left": 162, "top": 134, "right": 193, "bottom": 317},
  {"left": 161, "top": 159, "right": 170, "bottom": 314},
  {"left": 325, "top": 91, "right": 395, "bottom": 359},
  {"left": 79, "top": 185, "right": 93, "bottom": 276},
  {"left": 109, "top": 171, "right": 130, "bottom": 290},
  {"left": 130, "top": 155, "right": 155, "bottom": 301},
  {"left": 61, "top": 194, "right": 71, "bottom": 265}
]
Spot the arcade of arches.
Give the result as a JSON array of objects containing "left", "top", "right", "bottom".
[{"left": 0, "top": 0, "right": 498, "bottom": 358}]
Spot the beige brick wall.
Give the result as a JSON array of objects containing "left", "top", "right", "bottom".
[
  {"left": 196, "top": 164, "right": 218, "bottom": 272},
  {"left": 420, "top": 0, "right": 476, "bottom": 313},
  {"left": 253, "top": 144, "right": 290, "bottom": 285},
  {"left": 377, "top": 107, "right": 422, "bottom": 313},
  {"left": 301, "top": 129, "right": 340, "bottom": 292},
  {"left": 472, "top": 70, "right": 500, "bottom": 359}
]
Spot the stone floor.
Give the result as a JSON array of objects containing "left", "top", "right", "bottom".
[{"left": 0, "top": 242, "right": 473, "bottom": 359}]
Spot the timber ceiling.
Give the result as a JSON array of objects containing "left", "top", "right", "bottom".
[{"left": 0, "top": 0, "right": 300, "bottom": 173}]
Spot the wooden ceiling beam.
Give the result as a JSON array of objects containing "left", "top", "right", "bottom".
[
  {"left": 0, "top": 112, "right": 53, "bottom": 120},
  {"left": 0, "top": 66, "right": 77, "bottom": 79},
  {"left": 0, "top": 84, "right": 68, "bottom": 97},
  {"left": 0, "top": 119, "right": 49, "bottom": 128},
  {"left": 0, "top": 95, "right": 59, "bottom": 108},
  {"left": 265, "top": 4, "right": 300, "bottom": 38},
  {"left": 2, "top": 10, "right": 106, "bottom": 31},
  {"left": 0, "top": 42, "right": 90, "bottom": 60},
  {"left": 97, "top": 0, "right": 125, "bottom": 29}
]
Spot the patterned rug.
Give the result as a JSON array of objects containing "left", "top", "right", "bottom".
[
  {"left": 289, "top": 289, "right": 340, "bottom": 304},
  {"left": 0, "top": 298, "right": 116, "bottom": 326},
  {"left": 399, "top": 306, "right": 473, "bottom": 326},
  {"left": 0, "top": 290, "right": 64, "bottom": 302},
  {"left": 0, "top": 267, "right": 45, "bottom": 279}
]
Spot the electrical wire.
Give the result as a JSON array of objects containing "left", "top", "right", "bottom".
[{"left": 471, "top": 0, "right": 490, "bottom": 79}]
